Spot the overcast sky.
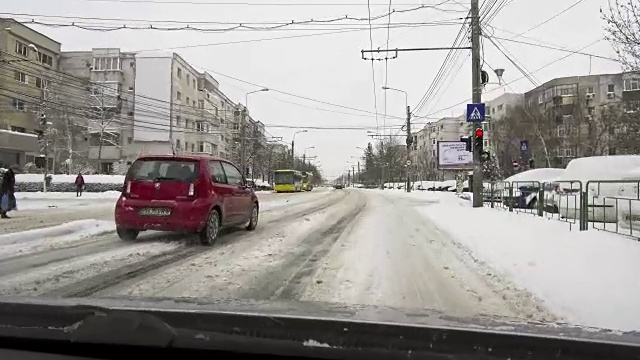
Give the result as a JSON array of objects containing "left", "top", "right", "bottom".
[{"left": 3, "top": 0, "right": 622, "bottom": 178}]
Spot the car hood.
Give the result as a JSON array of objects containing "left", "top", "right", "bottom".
[{"left": 0, "top": 295, "right": 638, "bottom": 345}]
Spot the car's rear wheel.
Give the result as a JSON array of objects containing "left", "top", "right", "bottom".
[
  {"left": 117, "top": 228, "right": 139, "bottom": 241},
  {"left": 200, "top": 209, "right": 221, "bottom": 246},
  {"left": 246, "top": 203, "right": 259, "bottom": 231}
]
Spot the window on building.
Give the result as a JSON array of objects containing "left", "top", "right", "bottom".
[
  {"left": 35, "top": 77, "right": 49, "bottom": 89},
  {"left": 623, "top": 78, "right": 640, "bottom": 91},
  {"left": 191, "top": 143, "right": 195, "bottom": 152},
  {"left": 186, "top": 96, "right": 190, "bottom": 105},
  {"left": 608, "top": 84, "right": 615, "bottom": 92},
  {"left": 177, "top": 68, "right": 182, "bottom": 78},
  {"left": 196, "top": 121, "right": 206, "bottom": 133},
  {"left": 192, "top": 100, "right": 196, "bottom": 107},
  {"left": 14, "top": 71, "right": 27, "bottom": 84},
  {"left": 197, "top": 141, "right": 209, "bottom": 153},
  {"left": 175, "top": 115, "right": 182, "bottom": 127},
  {"left": 15, "top": 41, "right": 28, "bottom": 56},
  {"left": 186, "top": 74, "right": 190, "bottom": 84},
  {"left": 39, "top": 53, "right": 53, "bottom": 67},
  {"left": 92, "top": 57, "right": 121, "bottom": 71},
  {"left": 586, "top": 86, "right": 595, "bottom": 94},
  {"left": 12, "top": 99, "right": 25, "bottom": 111},
  {"left": 175, "top": 139, "right": 181, "bottom": 150},
  {"left": 198, "top": 100, "right": 204, "bottom": 109},
  {"left": 184, "top": 141, "right": 189, "bottom": 151},
  {"left": 176, "top": 91, "right": 182, "bottom": 100},
  {"left": 193, "top": 79, "right": 196, "bottom": 88},
  {"left": 185, "top": 120, "right": 191, "bottom": 129}
]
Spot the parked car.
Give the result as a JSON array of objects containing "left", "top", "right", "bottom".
[
  {"left": 114, "top": 155, "right": 259, "bottom": 246},
  {"left": 333, "top": 184, "right": 344, "bottom": 189}
]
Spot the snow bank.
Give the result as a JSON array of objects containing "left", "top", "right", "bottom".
[
  {"left": 411, "top": 191, "right": 640, "bottom": 331},
  {"left": 14, "top": 191, "right": 121, "bottom": 200},
  {"left": 16, "top": 174, "right": 125, "bottom": 184},
  {"left": 505, "top": 168, "right": 565, "bottom": 184}
]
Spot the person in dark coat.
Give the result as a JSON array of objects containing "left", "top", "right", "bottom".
[
  {"left": 0, "top": 169, "right": 16, "bottom": 218},
  {"left": 75, "top": 172, "right": 85, "bottom": 197}
]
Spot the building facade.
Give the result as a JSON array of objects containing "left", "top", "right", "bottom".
[
  {"left": 0, "top": 19, "right": 60, "bottom": 168},
  {"left": 59, "top": 48, "right": 137, "bottom": 173},
  {"left": 483, "top": 92, "right": 524, "bottom": 152}
]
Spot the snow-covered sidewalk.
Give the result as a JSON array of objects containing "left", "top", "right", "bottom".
[
  {"left": 382, "top": 189, "right": 640, "bottom": 331},
  {"left": 12, "top": 191, "right": 121, "bottom": 211}
]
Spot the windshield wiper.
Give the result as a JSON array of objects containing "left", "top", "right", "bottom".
[{"left": 154, "top": 177, "right": 180, "bottom": 182}]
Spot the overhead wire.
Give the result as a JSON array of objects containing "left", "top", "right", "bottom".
[
  {"left": 424, "top": 38, "right": 605, "bottom": 117},
  {"left": 382, "top": 0, "right": 393, "bottom": 139},
  {"left": 366, "top": 0, "right": 380, "bottom": 133}
]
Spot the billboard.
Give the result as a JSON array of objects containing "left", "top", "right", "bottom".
[{"left": 437, "top": 140, "right": 473, "bottom": 170}]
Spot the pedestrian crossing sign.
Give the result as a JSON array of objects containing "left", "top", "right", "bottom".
[{"left": 466, "top": 103, "right": 485, "bottom": 123}]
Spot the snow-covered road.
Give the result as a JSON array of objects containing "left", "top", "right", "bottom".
[{"left": 0, "top": 188, "right": 554, "bottom": 324}]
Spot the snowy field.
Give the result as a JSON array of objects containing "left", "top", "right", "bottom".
[{"left": 0, "top": 187, "right": 637, "bottom": 333}]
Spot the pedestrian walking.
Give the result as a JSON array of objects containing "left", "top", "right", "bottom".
[
  {"left": 0, "top": 168, "right": 17, "bottom": 219},
  {"left": 75, "top": 172, "right": 85, "bottom": 197}
]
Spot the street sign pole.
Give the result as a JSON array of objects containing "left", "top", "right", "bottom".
[{"left": 470, "top": 0, "right": 483, "bottom": 208}]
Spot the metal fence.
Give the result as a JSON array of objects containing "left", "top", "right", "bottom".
[{"left": 482, "top": 179, "right": 640, "bottom": 240}]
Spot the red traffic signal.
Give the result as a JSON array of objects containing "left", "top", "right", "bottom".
[{"left": 475, "top": 128, "right": 483, "bottom": 137}]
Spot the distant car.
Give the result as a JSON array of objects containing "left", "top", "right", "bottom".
[
  {"left": 114, "top": 155, "right": 259, "bottom": 246},
  {"left": 333, "top": 184, "right": 344, "bottom": 189}
]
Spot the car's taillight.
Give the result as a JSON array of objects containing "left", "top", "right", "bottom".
[{"left": 188, "top": 182, "right": 195, "bottom": 196}]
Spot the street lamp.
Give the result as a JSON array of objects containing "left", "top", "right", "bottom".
[
  {"left": 241, "top": 88, "right": 269, "bottom": 176},
  {"left": 302, "top": 146, "right": 315, "bottom": 165},
  {"left": 291, "top": 130, "right": 307, "bottom": 168}
]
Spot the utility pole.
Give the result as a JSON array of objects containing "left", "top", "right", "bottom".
[
  {"left": 290, "top": 140, "right": 295, "bottom": 168},
  {"left": 405, "top": 105, "right": 412, "bottom": 193},
  {"left": 240, "top": 107, "right": 247, "bottom": 175},
  {"left": 471, "top": 0, "right": 483, "bottom": 208}
]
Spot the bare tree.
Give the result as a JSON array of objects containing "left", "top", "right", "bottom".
[{"left": 602, "top": 0, "right": 640, "bottom": 70}]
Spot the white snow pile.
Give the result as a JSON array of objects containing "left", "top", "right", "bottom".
[
  {"left": 411, "top": 191, "right": 640, "bottom": 332},
  {"left": 0, "top": 220, "right": 115, "bottom": 258},
  {"left": 16, "top": 174, "right": 125, "bottom": 184}
]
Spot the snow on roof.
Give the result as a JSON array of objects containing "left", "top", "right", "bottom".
[{"left": 556, "top": 155, "right": 640, "bottom": 184}]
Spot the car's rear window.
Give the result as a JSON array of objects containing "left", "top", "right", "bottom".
[{"left": 127, "top": 159, "right": 198, "bottom": 181}]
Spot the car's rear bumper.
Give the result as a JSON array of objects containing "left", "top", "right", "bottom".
[{"left": 114, "top": 197, "right": 210, "bottom": 232}]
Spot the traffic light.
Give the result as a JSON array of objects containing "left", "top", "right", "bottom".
[
  {"left": 474, "top": 128, "right": 484, "bottom": 152},
  {"left": 460, "top": 136, "right": 472, "bottom": 152}
]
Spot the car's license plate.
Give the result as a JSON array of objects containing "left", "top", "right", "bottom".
[{"left": 139, "top": 207, "right": 171, "bottom": 216}]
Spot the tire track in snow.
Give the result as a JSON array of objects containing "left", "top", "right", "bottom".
[
  {"left": 43, "top": 246, "right": 204, "bottom": 298},
  {"left": 239, "top": 191, "right": 367, "bottom": 301},
  {"left": 20, "top": 189, "right": 347, "bottom": 298},
  {"left": 102, "top": 189, "right": 351, "bottom": 298}
]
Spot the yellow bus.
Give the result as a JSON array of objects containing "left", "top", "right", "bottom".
[
  {"left": 302, "top": 172, "right": 314, "bottom": 191},
  {"left": 274, "top": 169, "right": 303, "bottom": 193}
]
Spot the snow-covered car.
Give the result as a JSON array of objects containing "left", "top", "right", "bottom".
[
  {"left": 499, "top": 168, "right": 565, "bottom": 210},
  {"left": 553, "top": 156, "right": 640, "bottom": 223}
]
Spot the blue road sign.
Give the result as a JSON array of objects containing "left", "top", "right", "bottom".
[
  {"left": 466, "top": 103, "right": 485, "bottom": 123},
  {"left": 520, "top": 140, "right": 529, "bottom": 152}
]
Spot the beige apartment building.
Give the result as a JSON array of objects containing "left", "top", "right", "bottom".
[{"left": 0, "top": 19, "right": 60, "bottom": 168}]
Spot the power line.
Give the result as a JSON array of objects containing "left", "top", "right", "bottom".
[
  {"left": 425, "top": 38, "right": 605, "bottom": 117},
  {"left": 366, "top": 0, "right": 380, "bottom": 133},
  {"left": 1, "top": 3, "right": 464, "bottom": 26},
  {"left": 515, "top": 0, "right": 584, "bottom": 37},
  {"left": 487, "top": 35, "right": 619, "bottom": 62},
  {"left": 382, "top": 0, "right": 393, "bottom": 139},
  {"left": 483, "top": 32, "right": 540, "bottom": 86},
  {"left": 54, "top": 0, "right": 460, "bottom": 6}
]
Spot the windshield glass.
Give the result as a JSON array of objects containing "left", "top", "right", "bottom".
[
  {"left": 274, "top": 172, "right": 294, "bottom": 184},
  {"left": 3, "top": 3, "right": 640, "bottom": 348},
  {"left": 127, "top": 159, "right": 198, "bottom": 181}
]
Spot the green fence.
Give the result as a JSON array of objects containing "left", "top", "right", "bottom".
[{"left": 482, "top": 179, "right": 640, "bottom": 239}]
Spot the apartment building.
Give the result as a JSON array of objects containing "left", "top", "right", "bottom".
[
  {"left": 0, "top": 19, "right": 61, "bottom": 167},
  {"left": 483, "top": 92, "right": 524, "bottom": 152},
  {"left": 411, "top": 114, "right": 468, "bottom": 180},
  {"left": 59, "top": 48, "right": 137, "bottom": 173},
  {"left": 133, "top": 52, "right": 221, "bottom": 159},
  {"left": 523, "top": 73, "right": 625, "bottom": 166}
]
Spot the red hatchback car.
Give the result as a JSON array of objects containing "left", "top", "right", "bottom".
[{"left": 114, "top": 155, "right": 259, "bottom": 245}]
